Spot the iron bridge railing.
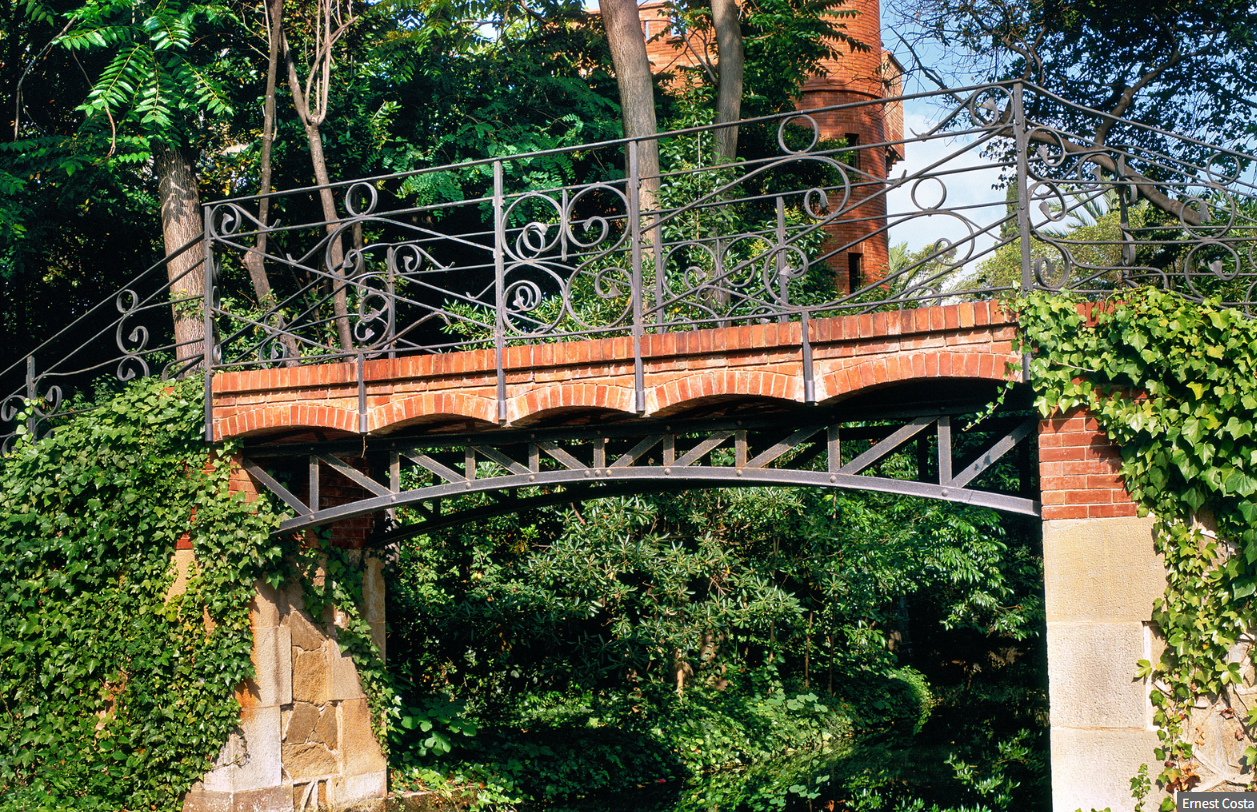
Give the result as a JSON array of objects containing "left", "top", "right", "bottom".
[{"left": 3, "top": 81, "right": 1257, "bottom": 452}]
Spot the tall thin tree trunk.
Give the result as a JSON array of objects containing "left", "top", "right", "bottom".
[
  {"left": 711, "top": 0, "right": 744, "bottom": 162},
  {"left": 245, "top": 0, "right": 301, "bottom": 362},
  {"left": 301, "top": 121, "right": 353, "bottom": 351},
  {"left": 599, "top": 0, "right": 661, "bottom": 215},
  {"left": 154, "top": 143, "right": 205, "bottom": 368},
  {"left": 244, "top": 0, "right": 282, "bottom": 306},
  {"left": 282, "top": 30, "right": 353, "bottom": 352}
]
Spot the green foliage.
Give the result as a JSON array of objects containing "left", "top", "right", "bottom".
[
  {"left": 0, "top": 377, "right": 282, "bottom": 811},
  {"left": 60, "top": 0, "right": 234, "bottom": 145},
  {"left": 971, "top": 190, "right": 1153, "bottom": 293},
  {"left": 1017, "top": 288, "right": 1257, "bottom": 805},
  {"left": 386, "top": 455, "right": 1044, "bottom": 809},
  {"left": 397, "top": 694, "right": 480, "bottom": 758}
]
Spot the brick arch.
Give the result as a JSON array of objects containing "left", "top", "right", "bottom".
[
  {"left": 815, "top": 350, "right": 1013, "bottom": 403},
  {"left": 215, "top": 404, "right": 358, "bottom": 441},
  {"left": 645, "top": 370, "right": 805, "bottom": 416},
  {"left": 368, "top": 392, "right": 497, "bottom": 433},
  {"left": 507, "top": 383, "right": 635, "bottom": 424}
]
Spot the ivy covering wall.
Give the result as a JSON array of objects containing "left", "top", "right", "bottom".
[
  {"left": 0, "top": 378, "right": 282, "bottom": 811},
  {"left": 1018, "top": 289, "right": 1257, "bottom": 806}
]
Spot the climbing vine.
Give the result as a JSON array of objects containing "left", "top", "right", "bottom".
[
  {"left": 1017, "top": 288, "right": 1257, "bottom": 805},
  {"left": 292, "top": 538, "right": 398, "bottom": 750},
  {"left": 0, "top": 377, "right": 284, "bottom": 811}
]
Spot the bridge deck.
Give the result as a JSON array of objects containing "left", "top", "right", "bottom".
[{"left": 212, "top": 301, "right": 1018, "bottom": 442}]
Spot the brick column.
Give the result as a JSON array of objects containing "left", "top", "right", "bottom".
[{"left": 1039, "top": 410, "right": 1167, "bottom": 811}]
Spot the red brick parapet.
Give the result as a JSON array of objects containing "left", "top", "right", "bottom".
[{"left": 210, "top": 301, "right": 1020, "bottom": 442}]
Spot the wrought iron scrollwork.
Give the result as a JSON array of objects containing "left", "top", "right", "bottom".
[
  {"left": 115, "top": 289, "right": 152, "bottom": 382},
  {"left": 12, "top": 80, "right": 1257, "bottom": 455}
]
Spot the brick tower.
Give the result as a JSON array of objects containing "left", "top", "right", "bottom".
[
  {"left": 794, "top": 0, "right": 903, "bottom": 290},
  {"left": 631, "top": 0, "right": 903, "bottom": 291}
]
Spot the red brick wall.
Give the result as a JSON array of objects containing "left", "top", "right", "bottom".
[
  {"left": 212, "top": 301, "right": 1021, "bottom": 439},
  {"left": 1038, "top": 410, "right": 1138, "bottom": 521}
]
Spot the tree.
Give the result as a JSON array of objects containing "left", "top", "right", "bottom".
[
  {"left": 1, "top": 0, "right": 161, "bottom": 359},
  {"left": 278, "top": 0, "right": 366, "bottom": 351},
  {"left": 710, "top": 0, "right": 744, "bottom": 160},
  {"left": 16, "top": 0, "right": 242, "bottom": 366},
  {"left": 598, "top": 0, "right": 663, "bottom": 210},
  {"left": 896, "top": 0, "right": 1257, "bottom": 226}
]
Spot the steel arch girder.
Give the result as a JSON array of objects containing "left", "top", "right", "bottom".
[{"left": 272, "top": 465, "right": 1040, "bottom": 538}]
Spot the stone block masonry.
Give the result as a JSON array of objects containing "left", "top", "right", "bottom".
[
  {"left": 181, "top": 465, "right": 388, "bottom": 812},
  {"left": 1040, "top": 409, "right": 1167, "bottom": 812}
]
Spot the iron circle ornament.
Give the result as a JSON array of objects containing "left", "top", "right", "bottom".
[
  {"left": 777, "top": 114, "right": 820, "bottom": 155},
  {"left": 1183, "top": 241, "right": 1243, "bottom": 299},
  {"left": 565, "top": 183, "right": 630, "bottom": 252},
  {"left": 966, "top": 85, "right": 1013, "bottom": 127},
  {"left": 1034, "top": 245, "right": 1074, "bottom": 290},
  {"left": 1206, "top": 150, "right": 1244, "bottom": 186},
  {"left": 343, "top": 182, "right": 379, "bottom": 218},
  {"left": 910, "top": 176, "right": 948, "bottom": 211},
  {"left": 504, "top": 192, "right": 565, "bottom": 261}
]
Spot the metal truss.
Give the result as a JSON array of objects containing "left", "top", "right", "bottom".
[{"left": 239, "top": 403, "right": 1040, "bottom": 542}]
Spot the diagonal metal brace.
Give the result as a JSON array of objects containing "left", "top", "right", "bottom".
[
  {"left": 401, "top": 451, "right": 464, "bottom": 485},
  {"left": 948, "top": 417, "right": 1037, "bottom": 488},
  {"left": 537, "top": 440, "right": 588, "bottom": 471},
  {"left": 468, "top": 445, "right": 530, "bottom": 475},
  {"left": 315, "top": 454, "right": 391, "bottom": 497},
  {"left": 674, "top": 431, "right": 735, "bottom": 467},
  {"left": 839, "top": 417, "right": 934, "bottom": 475},
  {"left": 611, "top": 435, "right": 664, "bottom": 468},
  {"left": 240, "top": 457, "right": 311, "bottom": 515},
  {"left": 746, "top": 426, "right": 823, "bottom": 469}
]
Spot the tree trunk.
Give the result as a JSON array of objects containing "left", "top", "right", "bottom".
[
  {"left": 153, "top": 143, "right": 205, "bottom": 368},
  {"left": 243, "top": 0, "right": 282, "bottom": 306},
  {"left": 302, "top": 121, "right": 353, "bottom": 352},
  {"left": 711, "top": 0, "right": 744, "bottom": 162},
  {"left": 599, "top": 0, "right": 661, "bottom": 215},
  {"left": 244, "top": 0, "right": 301, "bottom": 362},
  {"left": 282, "top": 31, "right": 354, "bottom": 352}
]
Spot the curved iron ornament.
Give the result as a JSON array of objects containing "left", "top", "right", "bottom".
[{"left": 10, "top": 80, "right": 1257, "bottom": 456}]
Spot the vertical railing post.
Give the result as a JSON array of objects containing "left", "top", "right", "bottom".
[
  {"left": 1012, "top": 82, "right": 1034, "bottom": 382},
  {"left": 357, "top": 352, "right": 367, "bottom": 434},
  {"left": 801, "top": 311, "right": 815, "bottom": 404},
  {"left": 25, "top": 356, "right": 37, "bottom": 439},
  {"left": 1013, "top": 82, "right": 1034, "bottom": 295},
  {"left": 628, "top": 140, "right": 645, "bottom": 415},
  {"left": 202, "top": 204, "right": 216, "bottom": 443},
  {"left": 492, "top": 160, "right": 508, "bottom": 424},
  {"left": 776, "top": 196, "right": 789, "bottom": 322}
]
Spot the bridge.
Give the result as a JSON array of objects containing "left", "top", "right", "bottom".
[{"left": 5, "top": 82, "right": 1257, "bottom": 811}]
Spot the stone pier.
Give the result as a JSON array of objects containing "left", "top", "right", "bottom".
[{"left": 1040, "top": 411, "right": 1167, "bottom": 812}]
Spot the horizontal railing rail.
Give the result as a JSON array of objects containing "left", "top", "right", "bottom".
[{"left": 3, "top": 81, "right": 1256, "bottom": 450}]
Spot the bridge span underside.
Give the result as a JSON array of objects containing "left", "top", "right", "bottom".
[
  {"left": 215, "top": 301, "right": 1038, "bottom": 539},
  {"left": 210, "top": 301, "right": 1163, "bottom": 812}
]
